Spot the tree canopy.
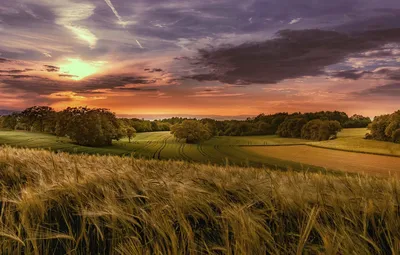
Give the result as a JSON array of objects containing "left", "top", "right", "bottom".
[
  {"left": 171, "top": 120, "right": 212, "bottom": 143},
  {"left": 368, "top": 110, "right": 400, "bottom": 143}
]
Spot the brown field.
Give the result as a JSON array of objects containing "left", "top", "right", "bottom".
[{"left": 246, "top": 145, "right": 400, "bottom": 176}]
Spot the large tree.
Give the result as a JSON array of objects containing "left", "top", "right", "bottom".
[
  {"left": 171, "top": 120, "right": 212, "bottom": 143},
  {"left": 301, "top": 120, "right": 342, "bottom": 141},
  {"left": 20, "top": 106, "right": 56, "bottom": 132},
  {"left": 56, "top": 107, "right": 120, "bottom": 147},
  {"left": 369, "top": 111, "right": 400, "bottom": 143}
]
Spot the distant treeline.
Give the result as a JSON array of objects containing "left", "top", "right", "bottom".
[
  {"left": 367, "top": 110, "right": 400, "bottom": 144},
  {"left": 0, "top": 106, "right": 373, "bottom": 146}
]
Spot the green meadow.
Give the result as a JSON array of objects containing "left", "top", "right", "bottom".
[{"left": 1, "top": 128, "right": 400, "bottom": 175}]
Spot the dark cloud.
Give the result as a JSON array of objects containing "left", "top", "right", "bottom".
[
  {"left": 332, "top": 70, "right": 373, "bottom": 80},
  {"left": 356, "top": 83, "right": 400, "bottom": 97},
  {"left": 375, "top": 68, "right": 400, "bottom": 80},
  {"left": 59, "top": 74, "right": 79, "bottom": 78},
  {"left": 0, "top": 58, "right": 11, "bottom": 63},
  {"left": 0, "top": 69, "right": 33, "bottom": 74},
  {"left": 44, "top": 65, "right": 60, "bottom": 72},
  {"left": 115, "top": 87, "right": 159, "bottom": 92},
  {"left": 0, "top": 73, "right": 162, "bottom": 95},
  {"left": 145, "top": 68, "right": 163, "bottom": 73},
  {"left": 186, "top": 28, "right": 400, "bottom": 85},
  {"left": 0, "top": 74, "right": 37, "bottom": 79}
]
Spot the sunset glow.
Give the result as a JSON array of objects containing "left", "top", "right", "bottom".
[
  {"left": 59, "top": 58, "right": 104, "bottom": 80},
  {"left": 0, "top": 0, "right": 399, "bottom": 118}
]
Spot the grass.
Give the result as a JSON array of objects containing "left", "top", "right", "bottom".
[
  {"left": 245, "top": 145, "right": 400, "bottom": 177},
  {"left": 0, "top": 130, "right": 324, "bottom": 172},
  {"left": 0, "top": 146, "right": 399, "bottom": 254},
  {"left": 311, "top": 128, "right": 400, "bottom": 157},
  {"left": 1, "top": 128, "right": 399, "bottom": 175}
]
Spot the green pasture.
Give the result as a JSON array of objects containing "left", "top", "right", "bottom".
[
  {"left": 0, "top": 130, "right": 323, "bottom": 171},
  {"left": 310, "top": 128, "right": 400, "bottom": 156},
  {"left": 0, "top": 128, "right": 399, "bottom": 172}
]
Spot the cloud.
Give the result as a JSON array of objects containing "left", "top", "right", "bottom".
[
  {"left": 44, "top": 65, "right": 60, "bottom": 72},
  {"left": 355, "top": 83, "right": 400, "bottom": 97},
  {"left": 63, "top": 25, "right": 98, "bottom": 49},
  {"left": 59, "top": 74, "right": 79, "bottom": 78},
  {"left": 0, "top": 68, "right": 33, "bottom": 74},
  {"left": 186, "top": 28, "right": 400, "bottom": 85},
  {"left": 289, "top": 18, "right": 301, "bottom": 25},
  {"left": 53, "top": 2, "right": 98, "bottom": 48},
  {"left": 332, "top": 70, "right": 373, "bottom": 80},
  {"left": 332, "top": 67, "right": 400, "bottom": 80},
  {"left": 104, "top": 0, "right": 128, "bottom": 27},
  {"left": 0, "top": 58, "right": 11, "bottom": 63}
]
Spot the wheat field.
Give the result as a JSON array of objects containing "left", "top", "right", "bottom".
[{"left": 0, "top": 146, "right": 399, "bottom": 254}]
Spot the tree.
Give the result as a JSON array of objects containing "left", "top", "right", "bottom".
[
  {"left": 126, "top": 126, "right": 136, "bottom": 143},
  {"left": 171, "top": 120, "right": 212, "bottom": 143},
  {"left": 343, "top": 114, "right": 372, "bottom": 128},
  {"left": 55, "top": 107, "right": 120, "bottom": 147},
  {"left": 276, "top": 118, "right": 307, "bottom": 138},
  {"left": 369, "top": 114, "right": 391, "bottom": 141},
  {"left": 0, "top": 113, "right": 19, "bottom": 130},
  {"left": 301, "top": 120, "right": 342, "bottom": 141},
  {"left": 369, "top": 110, "right": 400, "bottom": 143},
  {"left": 20, "top": 106, "right": 56, "bottom": 132}
]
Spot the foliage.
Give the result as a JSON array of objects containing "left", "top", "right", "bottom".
[
  {"left": 125, "top": 126, "right": 136, "bottom": 143},
  {"left": 342, "top": 114, "right": 372, "bottom": 128},
  {"left": 301, "top": 120, "right": 342, "bottom": 141},
  {"left": 171, "top": 120, "right": 212, "bottom": 143},
  {"left": 0, "top": 147, "right": 400, "bottom": 254},
  {"left": 55, "top": 107, "right": 120, "bottom": 146},
  {"left": 0, "top": 113, "right": 19, "bottom": 130},
  {"left": 20, "top": 106, "right": 56, "bottom": 132},
  {"left": 369, "top": 111, "right": 400, "bottom": 143},
  {"left": 276, "top": 118, "right": 308, "bottom": 138}
]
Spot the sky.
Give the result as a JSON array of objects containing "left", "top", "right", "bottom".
[{"left": 0, "top": 0, "right": 400, "bottom": 118}]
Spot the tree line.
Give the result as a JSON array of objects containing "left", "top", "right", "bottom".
[
  {"left": 367, "top": 110, "right": 400, "bottom": 144},
  {"left": 0, "top": 107, "right": 373, "bottom": 146},
  {"left": 0, "top": 106, "right": 138, "bottom": 146}
]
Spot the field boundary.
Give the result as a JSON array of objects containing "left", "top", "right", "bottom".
[
  {"left": 241, "top": 143, "right": 400, "bottom": 158},
  {"left": 306, "top": 144, "right": 400, "bottom": 158}
]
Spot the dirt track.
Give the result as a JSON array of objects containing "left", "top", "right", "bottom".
[{"left": 246, "top": 145, "right": 400, "bottom": 176}]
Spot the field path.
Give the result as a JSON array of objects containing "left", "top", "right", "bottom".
[{"left": 246, "top": 145, "right": 400, "bottom": 176}]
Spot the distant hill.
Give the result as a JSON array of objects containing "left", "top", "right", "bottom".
[{"left": 0, "top": 109, "right": 17, "bottom": 116}]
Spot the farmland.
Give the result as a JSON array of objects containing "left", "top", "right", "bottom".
[
  {"left": 0, "top": 128, "right": 400, "bottom": 175},
  {"left": 1, "top": 146, "right": 400, "bottom": 254},
  {"left": 0, "top": 130, "right": 319, "bottom": 171}
]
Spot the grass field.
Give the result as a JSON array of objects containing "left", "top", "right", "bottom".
[
  {"left": 246, "top": 145, "right": 400, "bottom": 177},
  {"left": 311, "top": 128, "right": 400, "bottom": 156},
  {"left": 0, "top": 147, "right": 399, "bottom": 254},
  {"left": 0, "top": 128, "right": 400, "bottom": 175},
  {"left": 0, "top": 130, "right": 323, "bottom": 172}
]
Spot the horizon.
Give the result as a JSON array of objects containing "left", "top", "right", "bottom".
[
  {"left": 0, "top": 107, "right": 379, "bottom": 121},
  {"left": 1, "top": 0, "right": 400, "bottom": 117}
]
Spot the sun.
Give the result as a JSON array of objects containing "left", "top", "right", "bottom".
[{"left": 59, "top": 58, "right": 105, "bottom": 80}]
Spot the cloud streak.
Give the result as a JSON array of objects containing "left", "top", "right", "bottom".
[{"left": 104, "top": 0, "right": 126, "bottom": 27}]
